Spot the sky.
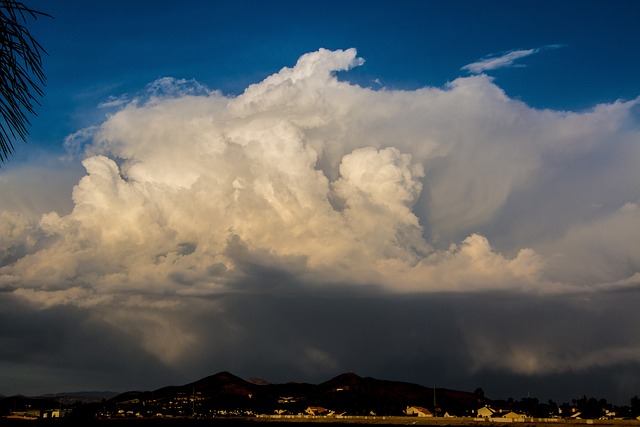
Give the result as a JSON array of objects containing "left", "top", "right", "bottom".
[{"left": 1, "top": 0, "right": 640, "bottom": 404}]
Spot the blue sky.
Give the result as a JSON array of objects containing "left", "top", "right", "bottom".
[
  {"left": 1, "top": 0, "right": 640, "bottom": 404},
  {"left": 24, "top": 0, "right": 639, "bottom": 154}
]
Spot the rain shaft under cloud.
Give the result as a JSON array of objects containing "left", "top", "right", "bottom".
[{"left": 1, "top": 48, "right": 640, "bottom": 400}]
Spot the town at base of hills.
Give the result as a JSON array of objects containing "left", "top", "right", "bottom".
[{"left": 2, "top": 371, "right": 640, "bottom": 423}]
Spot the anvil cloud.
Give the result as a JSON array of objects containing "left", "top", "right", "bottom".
[{"left": 1, "top": 49, "right": 640, "bottom": 400}]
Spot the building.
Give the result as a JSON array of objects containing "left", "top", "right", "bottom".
[
  {"left": 500, "top": 411, "right": 526, "bottom": 421},
  {"left": 305, "top": 406, "right": 330, "bottom": 416},
  {"left": 406, "top": 406, "right": 434, "bottom": 417},
  {"left": 476, "top": 406, "right": 495, "bottom": 418}
]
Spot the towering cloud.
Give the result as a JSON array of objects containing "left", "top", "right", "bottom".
[{"left": 1, "top": 49, "right": 639, "bottom": 396}]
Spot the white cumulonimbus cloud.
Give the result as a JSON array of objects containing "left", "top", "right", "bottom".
[
  {"left": 2, "top": 47, "right": 639, "bottom": 305},
  {"left": 1, "top": 48, "right": 640, "bottom": 382}
]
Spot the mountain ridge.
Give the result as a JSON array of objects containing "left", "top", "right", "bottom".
[{"left": 107, "top": 371, "right": 482, "bottom": 416}]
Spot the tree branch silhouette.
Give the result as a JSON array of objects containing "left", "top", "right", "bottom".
[{"left": 0, "top": 0, "right": 49, "bottom": 163}]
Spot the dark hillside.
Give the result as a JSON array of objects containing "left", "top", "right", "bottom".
[{"left": 106, "top": 371, "right": 484, "bottom": 417}]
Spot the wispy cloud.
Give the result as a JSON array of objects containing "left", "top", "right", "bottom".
[
  {"left": 97, "top": 94, "right": 130, "bottom": 109},
  {"left": 462, "top": 45, "right": 563, "bottom": 74}
]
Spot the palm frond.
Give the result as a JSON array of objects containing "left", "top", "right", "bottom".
[{"left": 0, "top": 0, "right": 50, "bottom": 163}]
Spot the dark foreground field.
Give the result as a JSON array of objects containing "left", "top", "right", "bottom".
[{"left": 2, "top": 418, "right": 640, "bottom": 427}]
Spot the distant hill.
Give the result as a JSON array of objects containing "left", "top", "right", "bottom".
[
  {"left": 107, "top": 371, "right": 484, "bottom": 416},
  {"left": 37, "top": 391, "right": 120, "bottom": 403},
  {"left": 0, "top": 395, "right": 62, "bottom": 415}
]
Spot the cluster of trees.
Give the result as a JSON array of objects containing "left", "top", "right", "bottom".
[
  {"left": 3, "top": 391, "right": 640, "bottom": 421},
  {"left": 70, "top": 395, "right": 640, "bottom": 421},
  {"left": 490, "top": 395, "right": 640, "bottom": 419}
]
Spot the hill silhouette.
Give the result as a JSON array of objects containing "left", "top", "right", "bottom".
[{"left": 108, "top": 371, "right": 483, "bottom": 416}]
